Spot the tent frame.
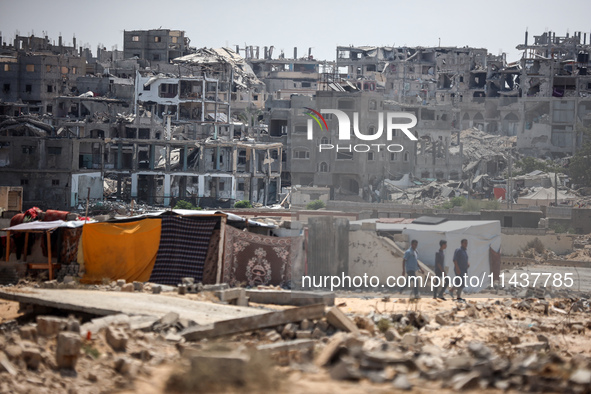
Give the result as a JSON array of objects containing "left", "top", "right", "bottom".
[{"left": 5, "top": 227, "right": 60, "bottom": 280}]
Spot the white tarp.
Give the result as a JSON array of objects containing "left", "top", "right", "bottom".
[
  {"left": 350, "top": 219, "right": 501, "bottom": 292},
  {"left": 518, "top": 187, "right": 576, "bottom": 206},
  {"left": 2, "top": 220, "right": 86, "bottom": 231},
  {"left": 401, "top": 220, "right": 501, "bottom": 292}
]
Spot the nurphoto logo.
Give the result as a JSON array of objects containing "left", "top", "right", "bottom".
[{"left": 305, "top": 108, "right": 418, "bottom": 153}]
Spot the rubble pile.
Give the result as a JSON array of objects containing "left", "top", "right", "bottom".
[
  {"left": 1, "top": 277, "right": 591, "bottom": 392},
  {"left": 76, "top": 200, "right": 161, "bottom": 217}
]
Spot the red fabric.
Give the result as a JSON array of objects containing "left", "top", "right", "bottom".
[
  {"left": 493, "top": 188, "right": 506, "bottom": 201},
  {"left": 43, "top": 210, "right": 69, "bottom": 222},
  {"left": 10, "top": 213, "right": 25, "bottom": 227},
  {"left": 25, "top": 207, "right": 42, "bottom": 221}
]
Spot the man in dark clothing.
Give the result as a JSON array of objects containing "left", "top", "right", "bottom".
[
  {"left": 453, "top": 239, "right": 470, "bottom": 302},
  {"left": 433, "top": 240, "right": 447, "bottom": 300}
]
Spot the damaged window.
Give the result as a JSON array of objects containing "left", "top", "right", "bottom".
[
  {"left": 159, "top": 83, "right": 178, "bottom": 98},
  {"left": 270, "top": 119, "right": 288, "bottom": 137},
  {"left": 294, "top": 125, "right": 307, "bottom": 134},
  {"left": 154, "top": 36, "right": 161, "bottom": 42},
  {"left": 20, "top": 179, "right": 28, "bottom": 185},
  {"left": 238, "top": 151, "right": 247, "bottom": 165},
  {"left": 338, "top": 100, "right": 354, "bottom": 110},
  {"left": 25, "top": 85, "right": 32, "bottom": 93},
  {"left": 152, "top": 54, "right": 160, "bottom": 61},
  {"left": 47, "top": 85, "right": 53, "bottom": 93},
  {"left": 4, "top": 64, "right": 11, "bottom": 72},
  {"left": 52, "top": 179, "right": 60, "bottom": 186},
  {"left": 237, "top": 181, "right": 244, "bottom": 191},
  {"left": 3, "top": 84, "right": 9, "bottom": 93},
  {"left": 336, "top": 151, "right": 353, "bottom": 160},
  {"left": 293, "top": 149, "right": 310, "bottom": 159},
  {"left": 22, "top": 145, "right": 35, "bottom": 154}
]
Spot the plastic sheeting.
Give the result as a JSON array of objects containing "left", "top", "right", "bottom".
[{"left": 81, "top": 219, "right": 161, "bottom": 284}]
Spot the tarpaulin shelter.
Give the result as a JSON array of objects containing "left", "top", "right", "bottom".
[
  {"left": 2, "top": 220, "right": 86, "bottom": 280},
  {"left": 517, "top": 187, "right": 576, "bottom": 206},
  {"left": 79, "top": 210, "right": 289, "bottom": 286},
  {"left": 3, "top": 209, "right": 303, "bottom": 288},
  {"left": 351, "top": 218, "right": 501, "bottom": 292}
]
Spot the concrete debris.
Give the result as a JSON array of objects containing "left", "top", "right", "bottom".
[
  {"left": 0, "top": 351, "right": 17, "bottom": 375},
  {"left": 55, "top": 332, "right": 82, "bottom": 370},
  {"left": 326, "top": 307, "right": 360, "bottom": 335},
  {"left": 1, "top": 279, "right": 591, "bottom": 392},
  {"left": 36, "top": 316, "right": 68, "bottom": 337},
  {"left": 106, "top": 326, "right": 129, "bottom": 351}
]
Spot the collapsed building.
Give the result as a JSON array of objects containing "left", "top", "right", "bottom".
[
  {"left": 0, "top": 31, "right": 282, "bottom": 210},
  {"left": 2, "top": 29, "right": 591, "bottom": 208}
]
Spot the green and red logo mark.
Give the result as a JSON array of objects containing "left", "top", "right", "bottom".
[{"left": 304, "top": 107, "right": 328, "bottom": 131}]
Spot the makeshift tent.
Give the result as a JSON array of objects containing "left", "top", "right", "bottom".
[
  {"left": 81, "top": 219, "right": 162, "bottom": 284},
  {"left": 80, "top": 210, "right": 277, "bottom": 285},
  {"left": 351, "top": 219, "right": 501, "bottom": 292},
  {"left": 3, "top": 220, "right": 85, "bottom": 280},
  {"left": 222, "top": 225, "right": 303, "bottom": 287},
  {"left": 149, "top": 215, "right": 220, "bottom": 286},
  {"left": 517, "top": 187, "right": 576, "bottom": 206}
]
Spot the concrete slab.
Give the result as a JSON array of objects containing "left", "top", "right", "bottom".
[
  {"left": 0, "top": 288, "right": 266, "bottom": 326},
  {"left": 246, "top": 289, "right": 335, "bottom": 306}
]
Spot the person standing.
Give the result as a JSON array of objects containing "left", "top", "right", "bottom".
[
  {"left": 453, "top": 239, "right": 470, "bottom": 302},
  {"left": 402, "top": 240, "right": 424, "bottom": 299},
  {"left": 433, "top": 240, "right": 447, "bottom": 300}
]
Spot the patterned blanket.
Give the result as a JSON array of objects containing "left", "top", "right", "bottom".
[
  {"left": 149, "top": 216, "right": 218, "bottom": 285},
  {"left": 59, "top": 227, "right": 83, "bottom": 264},
  {"left": 222, "top": 226, "right": 303, "bottom": 288}
]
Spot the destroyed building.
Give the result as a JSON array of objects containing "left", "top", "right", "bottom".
[
  {"left": 0, "top": 31, "right": 281, "bottom": 210},
  {"left": 0, "top": 34, "right": 87, "bottom": 115},
  {"left": 173, "top": 47, "right": 267, "bottom": 112},
  {"left": 123, "top": 29, "right": 194, "bottom": 65},
  {"left": 246, "top": 46, "right": 329, "bottom": 99}
]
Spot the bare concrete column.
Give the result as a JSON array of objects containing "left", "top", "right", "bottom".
[
  {"left": 163, "top": 174, "right": 171, "bottom": 207},
  {"left": 306, "top": 216, "right": 350, "bottom": 289},
  {"left": 131, "top": 173, "right": 138, "bottom": 200}
]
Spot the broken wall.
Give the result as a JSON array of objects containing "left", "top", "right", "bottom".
[{"left": 500, "top": 232, "right": 574, "bottom": 255}]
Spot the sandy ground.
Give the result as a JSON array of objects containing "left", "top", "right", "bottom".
[{"left": 0, "top": 299, "right": 22, "bottom": 324}]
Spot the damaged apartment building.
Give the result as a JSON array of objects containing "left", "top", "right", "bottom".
[
  {"left": 336, "top": 33, "right": 591, "bottom": 161},
  {"left": 0, "top": 31, "right": 282, "bottom": 209},
  {"left": 245, "top": 46, "right": 330, "bottom": 100},
  {"left": 0, "top": 33, "right": 87, "bottom": 115},
  {"left": 264, "top": 87, "right": 419, "bottom": 201}
]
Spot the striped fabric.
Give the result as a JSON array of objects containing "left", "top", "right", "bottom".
[{"left": 149, "top": 216, "right": 217, "bottom": 285}]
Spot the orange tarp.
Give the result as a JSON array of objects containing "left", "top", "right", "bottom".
[{"left": 81, "top": 219, "right": 162, "bottom": 284}]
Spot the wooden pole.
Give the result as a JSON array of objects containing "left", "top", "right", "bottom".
[
  {"left": 47, "top": 231, "right": 53, "bottom": 280},
  {"left": 23, "top": 232, "right": 29, "bottom": 263},
  {"left": 215, "top": 216, "right": 227, "bottom": 284},
  {"left": 85, "top": 187, "right": 90, "bottom": 221},
  {"left": 5, "top": 230, "right": 10, "bottom": 262}
]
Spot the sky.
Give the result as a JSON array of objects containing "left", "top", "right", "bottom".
[{"left": 1, "top": 0, "right": 590, "bottom": 63}]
